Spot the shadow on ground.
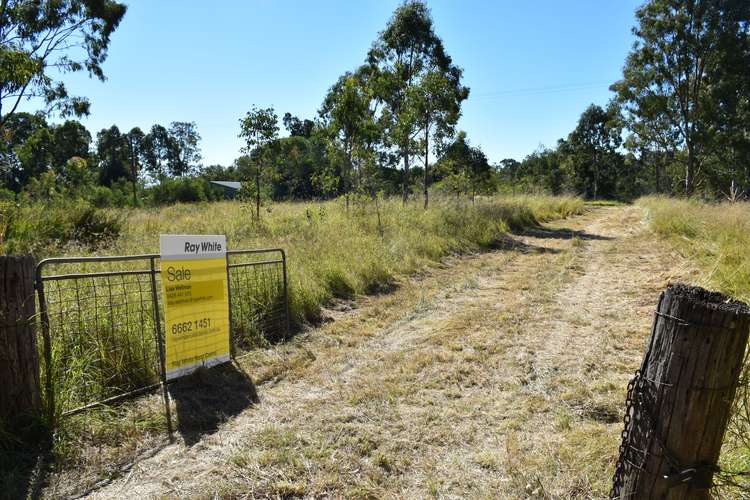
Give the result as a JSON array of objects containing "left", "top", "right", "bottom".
[
  {"left": 522, "top": 226, "right": 614, "bottom": 241},
  {"left": 492, "top": 235, "right": 561, "bottom": 254},
  {"left": 0, "top": 424, "right": 51, "bottom": 500},
  {"left": 169, "top": 361, "right": 259, "bottom": 446}
]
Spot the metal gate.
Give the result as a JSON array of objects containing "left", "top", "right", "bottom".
[{"left": 35, "top": 248, "right": 288, "bottom": 430}]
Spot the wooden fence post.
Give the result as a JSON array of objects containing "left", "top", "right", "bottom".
[
  {"left": 0, "top": 255, "right": 42, "bottom": 428},
  {"left": 612, "top": 284, "right": 750, "bottom": 499}
]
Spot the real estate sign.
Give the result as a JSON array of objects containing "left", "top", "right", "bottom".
[{"left": 159, "top": 234, "right": 230, "bottom": 380}]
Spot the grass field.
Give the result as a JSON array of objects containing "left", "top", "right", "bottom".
[
  {"left": 639, "top": 196, "right": 750, "bottom": 493},
  {"left": 1, "top": 194, "right": 586, "bottom": 498},
  {"left": 64, "top": 203, "right": 701, "bottom": 498}
]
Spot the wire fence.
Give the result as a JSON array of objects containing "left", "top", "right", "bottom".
[
  {"left": 35, "top": 249, "right": 288, "bottom": 430},
  {"left": 227, "top": 249, "right": 288, "bottom": 348}
]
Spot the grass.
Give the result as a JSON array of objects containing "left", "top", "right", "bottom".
[
  {"left": 1, "top": 194, "right": 585, "bottom": 497},
  {"left": 113, "top": 195, "right": 584, "bottom": 325},
  {"left": 638, "top": 195, "right": 750, "bottom": 495},
  {"left": 155, "top": 205, "right": 641, "bottom": 499}
]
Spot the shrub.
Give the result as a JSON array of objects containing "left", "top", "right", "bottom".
[
  {"left": 147, "top": 177, "right": 222, "bottom": 205},
  {"left": 2, "top": 199, "right": 121, "bottom": 254}
]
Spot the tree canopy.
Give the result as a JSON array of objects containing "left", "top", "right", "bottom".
[{"left": 0, "top": 0, "right": 127, "bottom": 126}]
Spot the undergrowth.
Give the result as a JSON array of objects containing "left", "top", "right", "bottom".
[
  {"left": 1, "top": 194, "right": 584, "bottom": 497},
  {"left": 639, "top": 195, "right": 750, "bottom": 495},
  {"left": 83, "top": 194, "right": 584, "bottom": 326}
]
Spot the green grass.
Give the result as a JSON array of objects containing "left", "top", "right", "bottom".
[
  {"left": 1, "top": 194, "right": 585, "bottom": 497},
  {"left": 639, "top": 196, "right": 750, "bottom": 302},
  {"left": 638, "top": 195, "right": 750, "bottom": 495},
  {"left": 40, "top": 194, "right": 584, "bottom": 328}
]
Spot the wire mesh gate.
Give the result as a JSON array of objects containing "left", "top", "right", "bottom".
[{"left": 35, "top": 248, "right": 288, "bottom": 432}]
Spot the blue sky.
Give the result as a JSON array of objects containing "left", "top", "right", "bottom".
[{"left": 37, "top": 0, "right": 642, "bottom": 166}]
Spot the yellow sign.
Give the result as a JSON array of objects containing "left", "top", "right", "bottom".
[{"left": 160, "top": 235, "right": 230, "bottom": 380}]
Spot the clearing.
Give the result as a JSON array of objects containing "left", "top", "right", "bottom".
[{"left": 63, "top": 205, "right": 695, "bottom": 499}]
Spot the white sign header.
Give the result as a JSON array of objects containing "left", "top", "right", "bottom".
[{"left": 160, "top": 234, "right": 227, "bottom": 260}]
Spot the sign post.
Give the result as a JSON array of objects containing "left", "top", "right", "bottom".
[{"left": 160, "top": 234, "right": 230, "bottom": 380}]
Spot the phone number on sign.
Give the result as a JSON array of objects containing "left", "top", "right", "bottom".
[{"left": 171, "top": 317, "right": 211, "bottom": 335}]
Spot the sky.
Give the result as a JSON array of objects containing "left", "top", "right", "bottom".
[{"left": 31, "top": 0, "right": 643, "bottom": 166}]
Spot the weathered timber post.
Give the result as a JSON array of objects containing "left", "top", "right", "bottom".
[
  {"left": 0, "top": 256, "right": 42, "bottom": 427},
  {"left": 612, "top": 284, "right": 750, "bottom": 499}
]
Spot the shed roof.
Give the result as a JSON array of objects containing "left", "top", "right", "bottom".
[{"left": 210, "top": 181, "right": 241, "bottom": 190}]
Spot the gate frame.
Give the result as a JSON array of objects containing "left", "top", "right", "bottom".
[{"left": 35, "top": 247, "right": 288, "bottom": 435}]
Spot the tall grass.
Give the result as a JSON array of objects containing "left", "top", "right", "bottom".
[
  {"left": 639, "top": 195, "right": 750, "bottom": 493},
  {"left": 95, "top": 195, "right": 584, "bottom": 326},
  {"left": 0, "top": 194, "right": 584, "bottom": 493},
  {"left": 23, "top": 194, "right": 584, "bottom": 423},
  {"left": 639, "top": 196, "right": 750, "bottom": 302}
]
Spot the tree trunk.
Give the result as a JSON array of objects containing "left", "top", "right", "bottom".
[
  {"left": 255, "top": 170, "right": 260, "bottom": 220},
  {"left": 402, "top": 152, "right": 410, "bottom": 206},
  {"left": 685, "top": 144, "right": 695, "bottom": 195},
  {"left": 423, "top": 127, "right": 429, "bottom": 210},
  {"left": 593, "top": 153, "right": 599, "bottom": 200},
  {"left": 129, "top": 143, "right": 138, "bottom": 206},
  {"left": 374, "top": 194, "right": 383, "bottom": 237},
  {"left": 615, "top": 284, "right": 750, "bottom": 499},
  {"left": 0, "top": 256, "right": 42, "bottom": 426}
]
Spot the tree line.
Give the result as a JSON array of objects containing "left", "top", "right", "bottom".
[
  {"left": 503, "top": 0, "right": 750, "bottom": 200},
  {"left": 1, "top": 0, "right": 749, "bottom": 208}
]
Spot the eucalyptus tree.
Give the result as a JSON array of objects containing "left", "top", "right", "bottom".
[
  {"left": 96, "top": 125, "right": 130, "bottom": 186},
  {"left": 319, "top": 67, "right": 379, "bottom": 207},
  {"left": 562, "top": 103, "right": 623, "bottom": 200},
  {"left": 239, "top": 106, "right": 279, "bottom": 219},
  {"left": 367, "top": 0, "right": 461, "bottom": 204},
  {"left": 407, "top": 69, "right": 468, "bottom": 208},
  {"left": 283, "top": 113, "right": 314, "bottom": 138},
  {"left": 612, "top": 0, "right": 750, "bottom": 195},
  {"left": 51, "top": 120, "right": 91, "bottom": 169},
  {"left": 0, "top": 0, "right": 127, "bottom": 127},
  {"left": 142, "top": 124, "right": 173, "bottom": 182},
  {"left": 167, "top": 121, "right": 202, "bottom": 176},
  {"left": 436, "top": 132, "right": 492, "bottom": 203},
  {"left": 124, "top": 127, "right": 146, "bottom": 205}
]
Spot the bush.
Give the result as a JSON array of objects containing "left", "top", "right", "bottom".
[
  {"left": 2, "top": 199, "right": 121, "bottom": 254},
  {"left": 148, "top": 177, "right": 221, "bottom": 205}
]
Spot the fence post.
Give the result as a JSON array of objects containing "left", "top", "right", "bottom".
[
  {"left": 0, "top": 255, "right": 42, "bottom": 427},
  {"left": 612, "top": 284, "right": 750, "bottom": 499}
]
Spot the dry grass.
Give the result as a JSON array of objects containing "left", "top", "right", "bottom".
[
  {"left": 639, "top": 195, "right": 750, "bottom": 495},
  {"left": 4, "top": 194, "right": 587, "bottom": 498},
  {"left": 71, "top": 204, "right": 695, "bottom": 499}
]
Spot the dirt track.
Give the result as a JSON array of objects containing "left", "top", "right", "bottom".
[{"left": 77, "top": 205, "right": 693, "bottom": 499}]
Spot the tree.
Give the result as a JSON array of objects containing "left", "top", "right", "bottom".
[
  {"left": 0, "top": 0, "right": 127, "bottom": 127},
  {"left": 15, "top": 126, "right": 55, "bottom": 187},
  {"left": 515, "top": 146, "right": 564, "bottom": 195},
  {"left": 124, "top": 127, "right": 146, "bottom": 205},
  {"left": 435, "top": 132, "right": 492, "bottom": 202},
  {"left": 238, "top": 106, "right": 279, "bottom": 219},
  {"left": 142, "top": 124, "right": 173, "bottom": 182},
  {"left": 320, "top": 69, "right": 376, "bottom": 207},
  {"left": 0, "top": 112, "right": 47, "bottom": 190},
  {"left": 561, "top": 103, "right": 623, "bottom": 199},
  {"left": 52, "top": 120, "right": 91, "bottom": 169},
  {"left": 367, "top": 0, "right": 457, "bottom": 204},
  {"left": 283, "top": 113, "right": 314, "bottom": 138},
  {"left": 407, "top": 69, "right": 468, "bottom": 208},
  {"left": 497, "top": 158, "right": 521, "bottom": 193},
  {"left": 167, "top": 121, "right": 201, "bottom": 176},
  {"left": 612, "top": 0, "right": 750, "bottom": 195},
  {"left": 96, "top": 125, "right": 129, "bottom": 186}
]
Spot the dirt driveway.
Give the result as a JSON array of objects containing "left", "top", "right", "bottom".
[{"left": 76, "top": 206, "right": 692, "bottom": 499}]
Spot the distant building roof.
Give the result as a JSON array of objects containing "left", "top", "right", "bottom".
[{"left": 210, "top": 181, "right": 241, "bottom": 190}]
